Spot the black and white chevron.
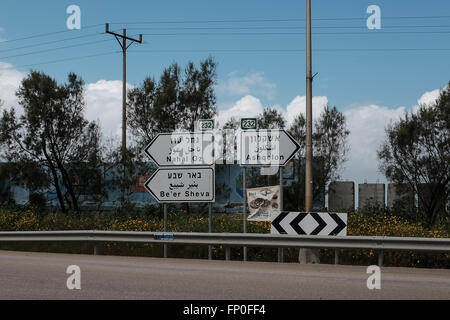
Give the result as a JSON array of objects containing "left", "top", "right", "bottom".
[{"left": 271, "top": 212, "right": 347, "bottom": 236}]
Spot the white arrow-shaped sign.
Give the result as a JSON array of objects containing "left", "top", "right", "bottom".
[
  {"left": 145, "top": 132, "right": 214, "bottom": 167},
  {"left": 144, "top": 167, "right": 215, "bottom": 203},
  {"left": 240, "top": 130, "right": 300, "bottom": 166}
]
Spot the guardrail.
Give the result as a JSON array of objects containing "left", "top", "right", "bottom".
[{"left": 0, "top": 230, "right": 449, "bottom": 266}]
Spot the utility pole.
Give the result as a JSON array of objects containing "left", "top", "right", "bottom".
[
  {"left": 305, "top": 0, "right": 313, "bottom": 212},
  {"left": 105, "top": 24, "right": 142, "bottom": 159},
  {"left": 300, "top": 0, "right": 320, "bottom": 264}
]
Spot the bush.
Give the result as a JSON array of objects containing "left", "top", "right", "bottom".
[{"left": 0, "top": 208, "right": 448, "bottom": 268}]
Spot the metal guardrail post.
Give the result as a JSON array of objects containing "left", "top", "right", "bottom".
[
  {"left": 225, "top": 247, "right": 231, "bottom": 261},
  {"left": 334, "top": 249, "right": 339, "bottom": 265},
  {"left": 94, "top": 242, "right": 99, "bottom": 255},
  {"left": 378, "top": 250, "right": 384, "bottom": 267},
  {"left": 277, "top": 248, "right": 284, "bottom": 263}
]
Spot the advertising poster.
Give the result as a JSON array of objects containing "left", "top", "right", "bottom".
[{"left": 247, "top": 185, "right": 281, "bottom": 221}]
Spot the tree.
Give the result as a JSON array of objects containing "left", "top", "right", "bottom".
[
  {"left": 0, "top": 71, "right": 104, "bottom": 213},
  {"left": 222, "top": 117, "right": 239, "bottom": 130},
  {"left": 257, "top": 107, "right": 286, "bottom": 129},
  {"left": 378, "top": 84, "right": 449, "bottom": 226},
  {"left": 127, "top": 57, "right": 217, "bottom": 150},
  {"left": 180, "top": 58, "right": 217, "bottom": 132},
  {"left": 127, "top": 58, "right": 217, "bottom": 213},
  {"left": 287, "top": 106, "right": 350, "bottom": 210}
]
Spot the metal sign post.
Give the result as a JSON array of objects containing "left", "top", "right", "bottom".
[
  {"left": 278, "top": 167, "right": 284, "bottom": 263},
  {"left": 243, "top": 166, "right": 247, "bottom": 261},
  {"left": 144, "top": 131, "right": 216, "bottom": 260},
  {"left": 208, "top": 202, "right": 212, "bottom": 260},
  {"left": 163, "top": 203, "right": 168, "bottom": 258}
]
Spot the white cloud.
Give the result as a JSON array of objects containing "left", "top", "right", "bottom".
[
  {"left": 217, "top": 95, "right": 328, "bottom": 129},
  {"left": 285, "top": 95, "right": 328, "bottom": 127},
  {"left": 84, "top": 80, "right": 131, "bottom": 139},
  {"left": 341, "top": 104, "right": 406, "bottom": 183},
  {"left": 216, "top": 95, "right": 264, "bottom": 127},
  {"left": 417, "top": 89, "right": 441, "bottom": 106},
  {"left": 0, "top": 62, "right": 445, "bottom": 186},
  {"left": 0, "top": 62, "right": 25, "bottom": 112},
  {"left": 412, "top": 88, "right": 441, "bottom": 113},
  {"left": 217, "top": 93, "right": 409, "bottom": 184},
  {"left": 0, "top": 66, "right": 131, "bottom": 141},
  {"left": 217, "top": 71, "right": 277, "bottom": 100}
]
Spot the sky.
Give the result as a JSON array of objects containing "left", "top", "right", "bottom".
[{"left": 0, "top": 0, "right": 449, "bottom": 186}]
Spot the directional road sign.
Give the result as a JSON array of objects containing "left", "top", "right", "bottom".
[
  {"left": 240, "top": 130, "right": 300, "bottom": 166},
  {"left": 270, "top": 212, "right": 347, "bottom": 236},
  {"left": 144, "top": 167, "right": 215, "bottom": 203},
  {"left": 145, "top": 132, "right": 214, "bottom": 167}
]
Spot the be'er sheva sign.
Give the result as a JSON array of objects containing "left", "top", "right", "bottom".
[{"left": 144, "top": 167, "right": 215, "bottom": 203}]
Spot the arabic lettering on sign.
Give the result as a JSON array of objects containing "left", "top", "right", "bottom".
[
  {"left": 240, "top": 130, "right": 300, "bottom": 166},
  {"left": 145, "top": 132, "right": 215, "bottom": 167},
  {"left": 241, "top": 131, "right": 283, "bottom": 165},
  {"left": 168, "top": 135, "right": 209, "bottom": 165},
  {"left": 145, "top": 167, "right": 215, "bottom": 203}
]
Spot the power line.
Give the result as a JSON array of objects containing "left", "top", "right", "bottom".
[
  {"left": 131, "top": 48, "right": 450, "bottom": 53},
  {"left": 314, "top": 15, "right": 450, "bottom": 21},
  {"left": 0, "top": 38, "right": 114, "bottom": 60},
  {"left": 108, "top": 15, "right": 450, "bottom": 25},
  {"left": 2, "top": 15, "right": 448, "bottom": 45},
  {"left": 4, "top": 31, "right": 445, "bottom": 64},
  {"left": 0, "top": 46, "right": 447, "bottom": 71},
  {"left": 109, "top": 18, "right": 307, "bottom": 25},
  {"left": 139, "top": 31, "right": 450, "bottom": 36},
  {"left": 0, "top": 24, "right": 104, "bottom": 45},
  {"left": 0, "top": 32, "right": 107, "bottom": 54},
  {"left": 0, "top": 51, "right": 119, "bottom": 70},
  {"left": 128, "top": 25, "right": 450, "bottom": 31}
]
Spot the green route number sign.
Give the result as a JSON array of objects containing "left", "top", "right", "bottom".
[
  {"left": 241, "top": 118, "right": 257, "bottom": 130},
  {"left": 198, "top": 119, "right": 215, "bottom": 131}
]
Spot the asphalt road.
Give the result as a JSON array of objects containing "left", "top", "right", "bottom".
[{"left": 0, "top": 250, "right": 449, "bottom": 300}]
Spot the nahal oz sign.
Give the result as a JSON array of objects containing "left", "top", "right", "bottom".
[{"left": 145, "top": 132, "right": 214, "bottom": 167}]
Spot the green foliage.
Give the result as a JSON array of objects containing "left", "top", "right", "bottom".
[
  {"left": 378, "top": 83, "right": 450, "bottom": 226},
  {"left": 0, "top": 71, "right": 104, "bottom": 213},
  {"left": 127, "top": 57, "right": 217, "bottom": 150},
  {"left": 257, "top": 107, "right": 286, "bottom": 129},
  {"left": 222, "top": 116, "right": 239, "bottom": 130},
  {"left": 288, "top": 106, "right": 350, "bottom": 210},
  {"left": 0, "top": 208, "right": 448, "bottom": 268}
]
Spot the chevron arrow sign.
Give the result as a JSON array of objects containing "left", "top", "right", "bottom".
[{"left": 270, "top": 212, "right": 347, "bottom": 236}]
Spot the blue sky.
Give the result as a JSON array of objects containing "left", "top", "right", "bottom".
[
  {"left": 0, "top": 0, "right": 449, "bottom": 185},
  {"left": 1, "top": 0, "right": 449, "bottom": 107}
]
